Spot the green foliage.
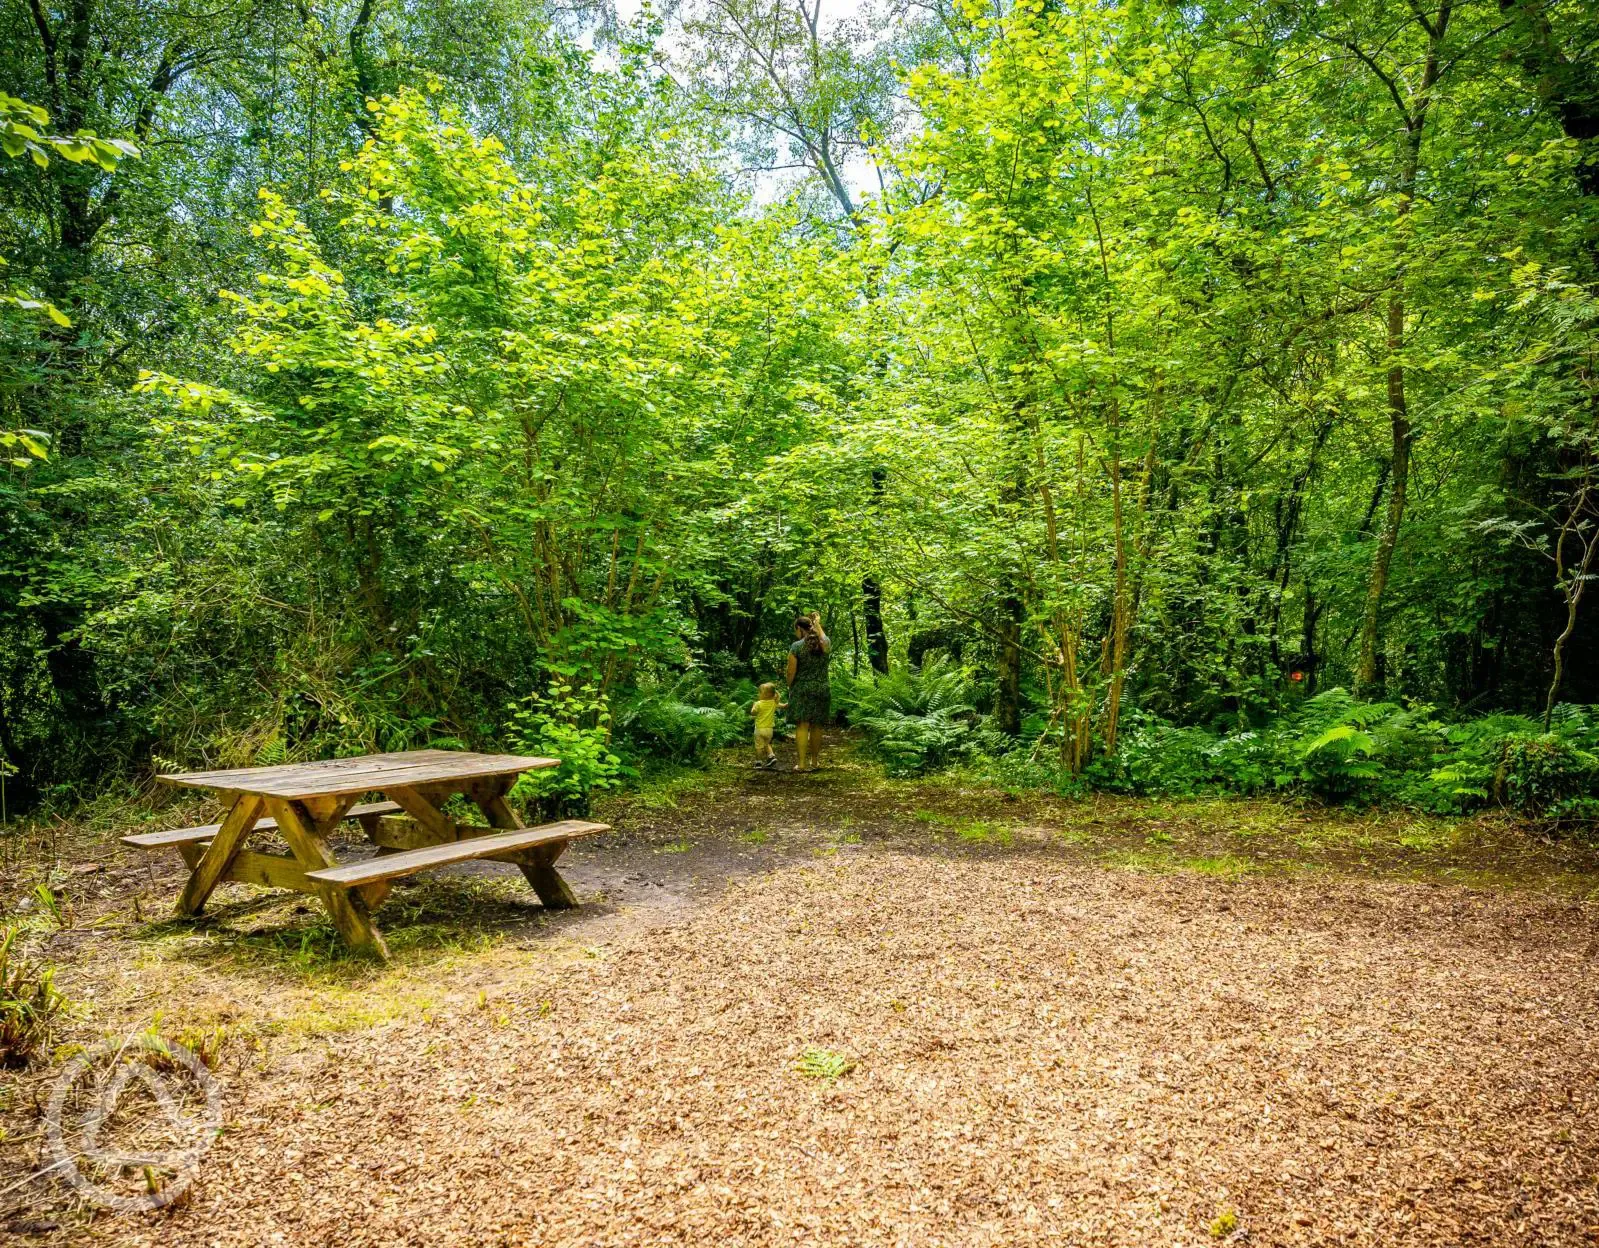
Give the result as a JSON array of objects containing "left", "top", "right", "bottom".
[
  {"left": 794, "top": 1046, "right": 855, "bottom": 1079},
  {"left": 613, "top": 673, "right": 754, "bottom": 764},
  {"left": 0, "top": 92, "right": 136, "bottom": 469},
  {"left": 0, "top": 92, "right": 137, "bottom": 171},
  {"left": 0, "top": 926, "right": 67, "bottom": 1067},
  {"left": 1077, "top": 691, "right": 1599, "bottom": 821},
  {"left": 1290, "top": 691, "right": 1405, "bottom": 801},
  {"left": 30, "top": 883, "right": 68, "bottom": 929},
  {"left": 1494, "top": 733, "right": 1599, "bottom": 815},
  {"left": 507, "top": 683, "right": 624, "bottom": 817},
  {"left": 836, "top": 656, "right": 1002, "bottom": 776}
]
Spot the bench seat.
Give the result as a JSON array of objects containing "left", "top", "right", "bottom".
[
  {"left": 121, "top": 800, "right": 404, "bottom": 850},
  {"left": 305, "top": 820, "right": 609, "bottom": 888}
]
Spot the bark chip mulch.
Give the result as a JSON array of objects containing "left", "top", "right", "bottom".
[{"left": 105, "top": 848, "right": 1599, "bottom": 1247}]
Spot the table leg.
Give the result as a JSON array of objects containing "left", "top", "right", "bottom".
[
  {"left": 519, "top": 841, "right": 579, "bottom": 909},
  {"left": 472, "top": 779, "right": 578, "bottom": 910},
  {"left": 267, "top": 796, "right": 389, "bottom": 959},
  {"left": 177, "top": 794, "right": 265, "bottom": 917}
]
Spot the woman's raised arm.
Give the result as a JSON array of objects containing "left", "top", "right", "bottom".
[{"left": 811, "top": 612, "right": 831, "bottom": 653}]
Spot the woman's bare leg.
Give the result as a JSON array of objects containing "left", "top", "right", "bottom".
[{"left": 795, "top": 722, "right": 810, "bottom": 771}]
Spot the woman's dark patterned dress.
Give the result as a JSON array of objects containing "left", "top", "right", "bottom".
[{"left": 788, "top": 640, "right": 832, "bottom": 724}]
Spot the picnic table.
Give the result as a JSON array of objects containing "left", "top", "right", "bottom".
[{"left": 122, "top": 749, "right": 609, "bottom": 958}]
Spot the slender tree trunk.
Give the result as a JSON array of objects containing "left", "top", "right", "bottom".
[
  {"left": 1302, "top": 590, "right": 1322, "bottom": 693},
  {"left": 1100, "top": 394, "right": 1130, "bottom": 754},
  {"left": 1544, "top": 484, "right": 1598, "bottom": 730},
  {"left": 1356, "top": 297, "right": 1413, "bottom": 692},
  {"left": 1353, "top": 3, "right": 1451, "bottom": 694},
  {"left": 863, "top": 467, "right": 889, "bottom": 671},
  {"left": 996, "top": 595, "right": 1023, "bottom": 736}
]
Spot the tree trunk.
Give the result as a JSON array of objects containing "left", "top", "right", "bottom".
[
  {"left": 863, "top": 467, "right": 889, "bottom": 671},
  {"left": 1100, "top": 394, "right": 1130, "bottom": 755},
  {"left": 1544, "top": 484, "right": 1598, "bottom": 730},
  {"left": 996, "top": 594, "right": 1023, "bottom": 736},
  {"left": 1353, "top": 3, "right": 1451, "bottom": 694},
  {"left": 862, "top": 577, "right": 888, "bottom": 674},
  {"left": 1355, "top": 294, "right": 1413, "bottom": 692},
  {"left": 1301, "top": 590, "right": 1322, "bottom": 693}
]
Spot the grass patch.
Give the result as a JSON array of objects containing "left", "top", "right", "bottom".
[
  {"left": 1181, "top": 854, "right": 1259, "bottom": 877},
  {"left": 915, "top": 809, "right": 1014, "bottom": 845},
  {"left": 956, "top": 820, "right": 1012, "bottom": 846},
  {"left": 0, "top": 926, "right": 68, "bottom": 1067},
  {"left": 612, "top": 763, "right": 720, "bottom": 812},
  {"left": 1050, "top": 826, "right": 1095, "bottom": 846},
  {"left": 1102, "top": 850, "right": 1259, "bottom": 878},
  {"left": 1396, "top": 820, "right": 1462, "bottom": 853}
]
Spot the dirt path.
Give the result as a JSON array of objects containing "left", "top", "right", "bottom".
[{"left": 6, "top": 743, "right": 1599, "bottom": 1245}]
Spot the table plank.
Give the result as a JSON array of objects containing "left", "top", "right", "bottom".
[{"left": 156, "top": 749, "right": 559, "bottom": 800}]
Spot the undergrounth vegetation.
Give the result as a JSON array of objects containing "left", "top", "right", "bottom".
[{"left": 3, "top": 738, "right": 1599, "bottom": 1242}]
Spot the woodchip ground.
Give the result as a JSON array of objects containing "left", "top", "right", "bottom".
[{"left": 4, "top": 739, "right": 1599, "bottom": 1246}]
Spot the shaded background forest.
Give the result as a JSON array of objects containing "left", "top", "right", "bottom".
[{"left": 1, "top": 0, "right": 1597, "bottom": 815}]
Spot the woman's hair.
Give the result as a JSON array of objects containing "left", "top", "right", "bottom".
[
  {"left": 759, "top": 681, "right": 777, "bottom": 699},
  {"left": 794, "top": 615, "right": 823, "bottom": 656}
]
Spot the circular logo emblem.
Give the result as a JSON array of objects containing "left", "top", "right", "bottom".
[{"left": 41, "top": 1035, "right": 223, "bottom": 1212}]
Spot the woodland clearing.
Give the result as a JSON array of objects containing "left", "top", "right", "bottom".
[{"left": 3, "top": 737, "right": 1597, "bottom": 1246}]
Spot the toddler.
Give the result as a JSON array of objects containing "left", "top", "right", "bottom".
[{"left": 750, "top": 682, "right": 786, "bottom": 769}]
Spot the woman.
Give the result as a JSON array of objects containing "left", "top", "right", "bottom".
[{"left": 785, "top": 611, "right": 831, "bottom": 772}]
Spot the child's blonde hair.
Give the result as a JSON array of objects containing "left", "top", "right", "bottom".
[{"left": 759, "top": 681, "right": 778, "bottom": 699}]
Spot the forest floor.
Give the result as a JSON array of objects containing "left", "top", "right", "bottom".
[{"left": 3, "top": 733, "right": 1599, "bottom": 1246}]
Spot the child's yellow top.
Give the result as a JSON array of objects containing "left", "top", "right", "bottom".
[{"left": 751, "top": 698, "right": 779, "bottom": 732}]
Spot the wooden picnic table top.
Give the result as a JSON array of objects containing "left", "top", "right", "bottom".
[{"left": 156, "top": 748, "right": 559, "bottom": 801}]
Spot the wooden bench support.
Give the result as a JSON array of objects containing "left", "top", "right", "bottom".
[
  {"left": 223, "top": 850, "right": 317, "bottom": 893},
  {"left": 369, "top": 815, "right": 455, "bottom": 852},
  {"left": 465, "top": 778, "right": 578, "bottom": 907},
  {"left": 177, "top": 794, "right": 264, "bottom": 917}
]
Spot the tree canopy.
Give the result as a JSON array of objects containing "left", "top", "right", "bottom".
[{"left": 1, "top": 0, "right": 1596, "bottom": 812}]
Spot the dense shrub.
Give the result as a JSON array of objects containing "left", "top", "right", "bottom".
[
  {"left": 507, "top": 683, "right": 625, "bottom": 818},
  {"left": 612, "top": 672, "right": 755, "bottom": 765},
  {"left": 1042, "top": 690, "right": 1599, "bottom": 822},
  {"left": 835, "top": 656, "right": 1006, "bottom": 776},
  {"left": 1493, "top": 734, "right": 1599, "bottom": 813}
]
